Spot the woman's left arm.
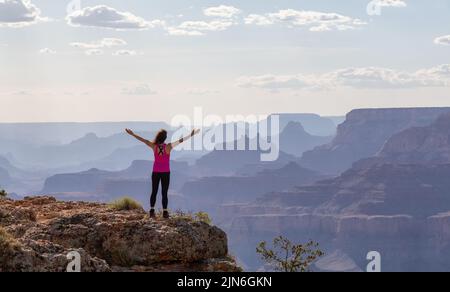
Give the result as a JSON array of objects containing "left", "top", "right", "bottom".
[{"left": 168, "top": 129, "right": 200, "bottom": 151}]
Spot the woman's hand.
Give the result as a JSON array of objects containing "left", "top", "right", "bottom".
[
  {"left": 170, "top": 128, "right": 201, "bottom": 149},
  {"left": 125, "top": 128, "right": 135, "bottom": 136},
  {"left": 126, "top": 129, "right": 154, "bottom": 148}
]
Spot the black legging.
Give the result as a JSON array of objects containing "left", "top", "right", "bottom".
[{"left": 150, "top": 172, "right": 170, "bottom": 209}]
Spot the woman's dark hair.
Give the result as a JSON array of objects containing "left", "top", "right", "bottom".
[{"left": 154, "top": 129, "right": 168, "bottom": 145}]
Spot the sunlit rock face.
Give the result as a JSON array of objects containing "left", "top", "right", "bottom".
[
  {"left": 0, "top": 196, "right": 240, "bottom": 272},
  {"left": 300, "top": 108, "right": 450, "bottom": 175},
  {"left": 225, "top": 110, "right": 450, "bottom": 272}
]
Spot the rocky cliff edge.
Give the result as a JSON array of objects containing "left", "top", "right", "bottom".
[{"left": 0, "top": 196, "right": 241, "bottom": 272}]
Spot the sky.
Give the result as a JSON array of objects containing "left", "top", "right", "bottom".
[{"left": 0, "top": 0, "right": 449, "bottom": 123}]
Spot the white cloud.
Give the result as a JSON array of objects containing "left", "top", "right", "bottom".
[
  {"left": 112, "top": 49, "right": 137, "bottom": 56},
  {"left": 415, "top": 64, "right": 450, "bottom": 81},
  {"left": 237, "top": 74, "right": 318, "bottom": 91},
  {"left": 244, "top": 14, "right": 274, "bottom": 26},
  {"left": 375, "top": 0, "right": 407, "bottom": 8},
  {"left": 0, "top": 0, "right": 47, "bottom": 27},
  {"left": 366, "top": 0, "right": 407, "bottom": 16},
  {"left": 203, "top": 5, "right": 241, "bottom": 18},
  {"left": 168, "top": 19, "right": 236, "bottom": 36},
  {"left": 245, "top": 9, "right": 366, "bottom": 32},
  {"left": 39, "top": 48, "right": 56, "bottom": 55},
  {"left": 237, "top": 64, "right": 450, "bottom": 91},
  {"left": 72, "top": 38, "right": 135, "bottom": 56},
  {"left": 122, "top": 84, "right": 156, "bottom": 95},
  {"left": 85, "top": 49, "right": 104, "bottom": 56},
  {"left": 70, "top": 38, "right": 127, "bottom": 49},
  {"left": 179, "top": 20, "right": 234, "bottom": 31},
  {"left": 168, "top": 5, "right": 239, "bottom": 36},
  {"left": 188, "top": 88, "right": 220, "bottom": 95},
  {"left": 167, "top": 27, "right": 204, "bottom": 36},
  {"left": 66, "top": 5, "right": 164, "bottom": 30},
  {"left": 434, "top": 35, "right": 450, "bottom": 46},
  {"left": 322, "top": 67, "right": 446, "bottom": 88}
]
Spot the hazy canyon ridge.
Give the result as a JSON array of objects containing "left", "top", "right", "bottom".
[{"left": 2, "top": 108, "right": 450, "bottom": 271}]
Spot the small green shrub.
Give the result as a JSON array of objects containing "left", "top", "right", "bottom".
[
  {"left": 257, "top": 236, "right": 324, "bottom": 272},
  {"left": 109, "top": 197, "right": 143, "bottom": 211},
  {"left": 172, "top": 209, "right": 212, "bottom": 224},
  {"left": 0, "top": 227, "right": 18, "bottom": 252},
  {"left": 0, "top": 189, "right": 7, "bottom": 199},
  {"left": 110, "top": 242, "right": 135, "bottom": 267},
  {"left": 195, "top": 212, "right": 212, "bottom": 225},
  {"left": 0, "top": 227, "right": 22, "bottom": 270}
]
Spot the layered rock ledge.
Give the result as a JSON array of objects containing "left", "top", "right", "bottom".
[{"left": 0, "top": 196, "right": 241, "bottom": 272}]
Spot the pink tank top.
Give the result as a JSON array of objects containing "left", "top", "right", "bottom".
[{"left": 153, "top": 144, "right": 170, "bottom": 173}]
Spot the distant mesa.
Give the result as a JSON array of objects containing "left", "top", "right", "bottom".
[
  {"left": 271, "top": 113, "right": 340, "bottom": 136},
  {"left": 279, "top": 121, "right": 332, "bottom": 157},
  {"left": 299, "top": 107, "right": 450, "bottom": 175},
  {"left": 181, "top": 161, "right": 325, "bottom": 213},
  {"left": 194, "top": 148, "right": 296, "bottom": 177},
  {"left": 39, "top": 160, "right": 190, "bottom": 205},
  {"left": 226, "top": 109, "right": 450, "bottom": 271}
]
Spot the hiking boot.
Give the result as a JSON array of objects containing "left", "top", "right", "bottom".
[
  {"left": 163, "top": 210, "right": 170, "bottom": 219},
  {"left": 149, "top": 209, "right": 156, "bottom": 219}
]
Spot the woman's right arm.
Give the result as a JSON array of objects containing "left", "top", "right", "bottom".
[{"left": 125, "top": 129, "right": 155, "bottom": 149}]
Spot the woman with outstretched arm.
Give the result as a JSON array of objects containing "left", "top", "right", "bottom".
[{"left": 126, "top": 128, "right": 200, "bottom": 219}]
